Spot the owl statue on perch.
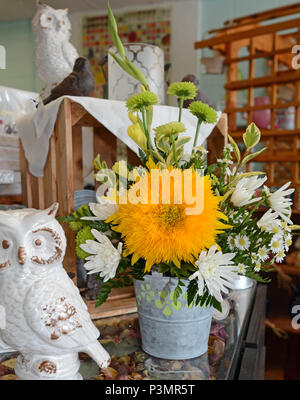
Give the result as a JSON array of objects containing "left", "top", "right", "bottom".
[
  {"left": 32, "top": 1, "right": 79, "bottom": 98},
  {"left": 0, "top": 203, "right": 110, "bottom": 380}
]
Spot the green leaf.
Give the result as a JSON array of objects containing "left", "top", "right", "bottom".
[
  {"left": 228, "top": 135, "right": 241, "bottom": 163},
  {"left": 243, "top": 123, "right": 261, "bottom": 150},
  {"left": 246, "top": 270, "right": 271, "bottom": 283},
  {"left": 107, "top": 1, "right": 125, "bottom": 59},
  {"left": 108, "top": 52, "right": 134, "bottom": 78},
  {"left": 125, "top": 57, "right": 149, "bottom": 89},
  {"left": 240, "top": 147, "right": 267, "bottom": 168}
]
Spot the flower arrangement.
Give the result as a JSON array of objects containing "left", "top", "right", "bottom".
[{"left": 61, "top": 2, "right": 299, "bottom": 313}]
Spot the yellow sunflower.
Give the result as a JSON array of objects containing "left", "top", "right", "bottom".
[{"left": 107, "top": 166, "right": 228, "bottom": 272}]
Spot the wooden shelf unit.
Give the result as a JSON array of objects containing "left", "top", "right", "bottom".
[{"left": 195, "top": 3, "right": 300, "bottom": 209}]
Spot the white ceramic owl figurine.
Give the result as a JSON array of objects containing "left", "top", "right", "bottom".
[
  {"left": 32, "top": 1, "right": 79, "bottom": 97},
  {"left": 0, "top": 203, "right": 110, "bottom": 380}
]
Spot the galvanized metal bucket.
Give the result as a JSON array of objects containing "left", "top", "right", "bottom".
[{"left": 134, "top": 273, "right": 213, "bottom": 360}]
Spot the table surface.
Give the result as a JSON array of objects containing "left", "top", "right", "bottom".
[{"left": 0, "top": 284, "right": 256, "bottom": 380}]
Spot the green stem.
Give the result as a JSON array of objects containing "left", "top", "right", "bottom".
[
  {"left": 178, "top": 97, "right": 184, "bottom": 122},
  {"left": 192, "top": 119, "right": 202, "bottom": 151},
  {"left": 170, "top": 134, "right": 179, "bottom": 167},
  {"left": 240, "top": 199, "right": 264, "bottom": 229},
  {"left": 141, "top": 107, "right": 151, "bottom": 150}
]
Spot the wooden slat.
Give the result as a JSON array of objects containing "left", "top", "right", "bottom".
[
  {"left": 55, "top": 99, "right": 76, "bottom": 282},
  {"left": 224, "top": 2, "right": 300, "bottom": 26},
  {"left": 87, "top": 286, "right": 137, "bottom": 319},
  {"left": 19, "top": 138, "right": 30, "bottom": 207},
  {"left": 207, "top": 113, "right": 228, "bottom": 164},
  {"left": 231, "top": 129, "right": 300, "bottom": 137},
  {"left": 0, "top": 195, "right": 22, "bottom": 205},
  {"left": 195, "top": 17, "right": 300, "bottom": 49},
  {"left": 224, "top": 46, "right": 294, "bottom": 65},
  {"left": 226, "top": 70, "right": 300, "bottom": 91},
  {"left": 93, "top": 125, "right": 117, "bottom": 169},
  {"left": 226, "top": 100, "right": 300, "bottom": 114},
  {"left": 225, "top": 42, "right": 237, "bottom": 131},
  {"left": 43, "top": 133, "right": 57, "bottom": 208},
  {"left": 72, "top": 126, "right": 84, "bottom": 191}
]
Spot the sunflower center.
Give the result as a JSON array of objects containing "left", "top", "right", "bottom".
[{"left": 158, "top": 205, "right": 184, "bottom": 228}]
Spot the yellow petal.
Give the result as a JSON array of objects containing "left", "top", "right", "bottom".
[
  {"left": 127, "top": 123, "right": 147, "bottom": 153},
  {"left": 131, "top": 252, "right": 140, "bottom": 265}
]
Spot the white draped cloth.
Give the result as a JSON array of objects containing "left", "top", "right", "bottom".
[{"left": 16, "top": 96, "right": 221, "bottom": 177}]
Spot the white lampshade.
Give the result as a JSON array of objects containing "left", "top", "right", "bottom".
[{"left": 108, "top": 43, "right": 165, "bottom": 104}]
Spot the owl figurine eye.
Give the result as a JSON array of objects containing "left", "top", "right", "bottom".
[
  {"left": 0, "top": 236, "right": 13, "bottom": 270},
  {"left": 28, "top": 227, "right": 64, "bottom": 266},
  {"left": 39, "top": 13, "right": 55, "bottom": 29}
]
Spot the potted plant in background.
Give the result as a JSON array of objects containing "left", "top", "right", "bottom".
[{"left": 60, "top": 2, "right": 299, "bottom": 360}]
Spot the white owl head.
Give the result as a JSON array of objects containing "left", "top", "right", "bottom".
[
  {"left": 32, "top": 1, "right": 72, "bottom": 37},
  {"left": 0, "top": 203, "right": 66, "bottom": 275}
]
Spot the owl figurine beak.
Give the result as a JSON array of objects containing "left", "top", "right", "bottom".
[{"left": 18, "top": 247, "right": 26, "bottom": 266}]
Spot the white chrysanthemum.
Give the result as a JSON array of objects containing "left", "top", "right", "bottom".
[
  {"left": 237, "top": 263, "right": 246, "bottom": 275},
  {"left": 270, "top": 236, "right": 284, "bottom": 254},
  {"left": 227, "top": 235, "right": 236, "bottom": 250},
  {"left": 275, "top": 250, "right": 285, "bottom": 263},
  {"left": 264, "top": 182, "right": 294, "bottom": 224},
  {"left": 258, "top": 246, "right": 269, "bottom": 262},
  {"left": 235, "top": 234, "right": 250, "bottom": 250},
  {"left": 254, "top": 262, "right": 261, "bottom": 272},
  {"left": 189, "top": 245, "right": 239, "bottom": 303},
  {"left": 257, "top": 209, "right": 279, "bottom": 232},
  {"left": 80, "top": 229, "right": 122, "bottom": 282},
  {"left": 81, "top": 196, "right": 118, "bottom": 222},
  {"left": 230, "top": 176, "right": 267, "bottom": 207}
]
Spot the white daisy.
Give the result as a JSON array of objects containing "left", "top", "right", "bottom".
[
  {"left": 284, "top": 234, "right": 293, "bottom": 251},
  {"left": 264, "top": 182, "right": 294, "bottom": 224},
  {"left": 226, "top": 166, "right": 237, "bottom": 177},
  {"left": 270, "top": 236, "right": 284, "bottom": 254},
  {"left": 275, "top": 250, "right": 285, "bottom": 263},
  {"left": 281, "top": 220, "right": 291, "bottom": 233},
  {"left": 251, "top": 253, "right": 258, "bottom": 263},
  {"left": 235, "top": 234, "right": 250, "bottom": 250},
  {"left": 189, "top": 245, "right": 239, "bottom": 303},
  {"left": 230, "top": 176, "right": 267, "bottom": 207},
  {"left": 254, "top": 262, "right": 261, "bottom": 272},
  {"left": 258, "top": 246, "right": 269, "bottom": 262},
  {"left": 227, "top": 235, "right": 236, "bottom": 250},
  {"left": 80, "top": 229, "right": 122, "bottom": 282},
  {"left": 225, "top": 144, "right": 233, "bottom": 153},
  {"left": 237, "top": 263, "right": 246, "bottom": 275},
  {"left": 217, "top": 158, "right": 233, "bottom": 165}
]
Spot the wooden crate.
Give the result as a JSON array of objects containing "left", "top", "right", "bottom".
[
  {"left": 19, "top": 98, "right": 227, "bottom": 318},
  {"left": 19, "top": 98, "right": 141, "bottom": 318}
]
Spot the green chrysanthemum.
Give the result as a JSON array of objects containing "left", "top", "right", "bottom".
[
  {"left": 167, "top": 82, "right": 197, "bottom": 100},
  {"left": 154, "top": 121, "right": 186, "bottom": 137},
  {"left": 188, "top": 101, "right": 218, "bottom": 124},
  {"left": 126, "top": 91, "right": 158, "bottom": 111},
  {"left": 69, "top": 221, "right": 83, "bottom": 232},
  {"left": 76, "top": 226, "right": 94, "bottom": 260}
]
